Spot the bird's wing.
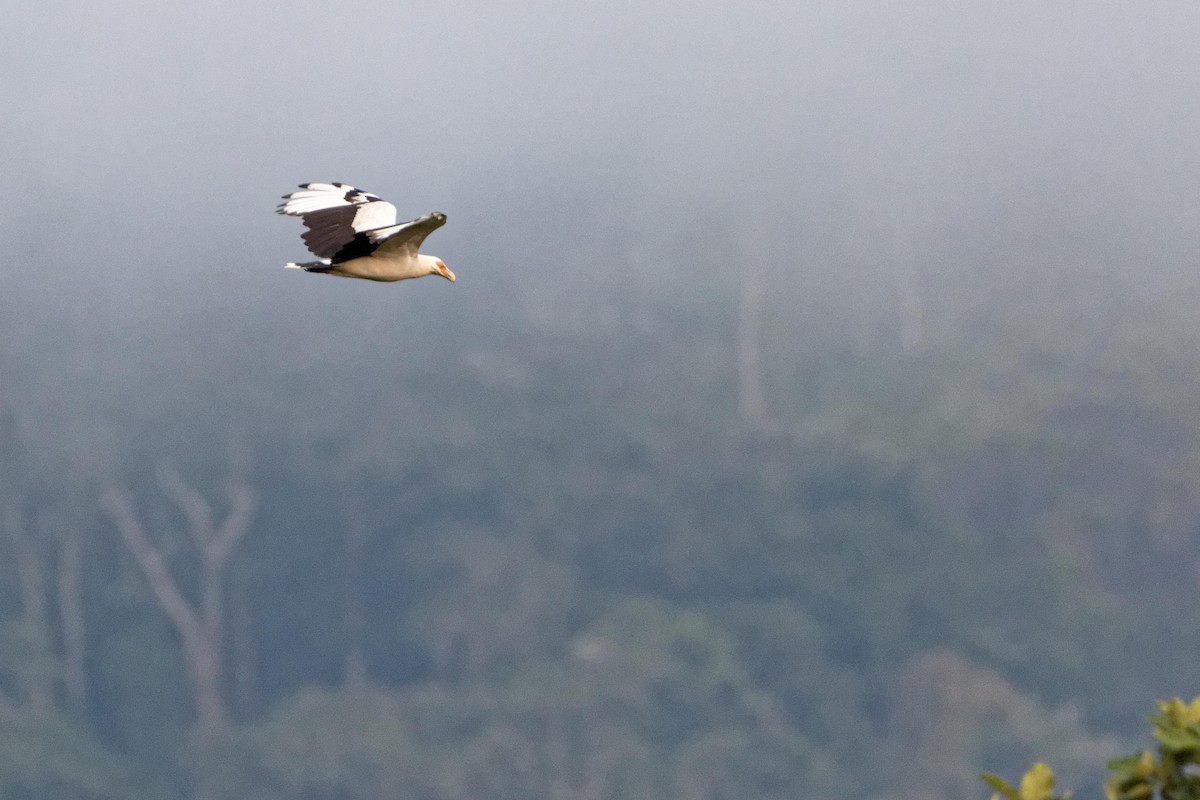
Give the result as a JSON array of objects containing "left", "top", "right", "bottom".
[
  {"left": 277, "top": 183, "right": 398, "bottom": 259},
  {"left": 371, "top": 212, "right": 448, "bottom": 256}
]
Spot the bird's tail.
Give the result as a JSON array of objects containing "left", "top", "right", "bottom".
[{"left": 284, "top": 259, "right": 333, "bottom": 272}]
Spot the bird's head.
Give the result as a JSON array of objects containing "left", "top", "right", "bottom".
[{"left": 421, "top": 255, "right": 456, "bottom": 282}]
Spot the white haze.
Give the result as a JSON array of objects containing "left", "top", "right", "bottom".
[{"left": 2, "top": 0, "right": 1199, "bottom": 384}]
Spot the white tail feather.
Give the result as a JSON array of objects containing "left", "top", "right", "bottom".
[{"left": 284, "top": 258, "right": 332, "bottom": 272}]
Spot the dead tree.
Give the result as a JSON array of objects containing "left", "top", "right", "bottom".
[
  {"left": 101, "top": 465, "right": 255, "bottom": 799},
  {"left": 0, "top": 417, "right": 92, "bottom": 725},
  {"left": 1, "top": 506, "right": 54, "bottom": 716},
  {"left": 54, "top": 512, "right": 89, "bottom": 712},
  {"left": 0, "top": 414, "right": 52, "bottom": 714}
]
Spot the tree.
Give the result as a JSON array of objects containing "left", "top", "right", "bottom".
[
  {"left": 101, "top": 462, "right": 256, "bottom": 800},
  {"left": 0, "top": 413, "right": 128, "bottom": 798},
  {"left": 983, "top": 697, "right": 1200, "bottom": 800}
]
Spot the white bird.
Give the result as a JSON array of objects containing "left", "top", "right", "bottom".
[{"left": 276, "top": 183, "right": 455, "bottom": 283}]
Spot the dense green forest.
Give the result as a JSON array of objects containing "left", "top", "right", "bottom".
[{"left": 4, "top": 213, "right": 1200, "bottom": 798}]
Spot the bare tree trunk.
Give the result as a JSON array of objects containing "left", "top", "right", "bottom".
[
  {"left": 101, "top": 466, "right": 255, "bottom": 800},
  {"left": 56, "top": 522, "right": 88, "bottom": 712},
  {"left": 229, "top": 567, "right": 257, "bottom": 717},
  {"left": 3, "top": 507, "right": 54, "bottom": 716},
  {"left": 101, "top": 487, "right": 220, "bottom": 727}
]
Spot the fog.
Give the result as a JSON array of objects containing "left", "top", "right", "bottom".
[
  {"left": 3, "top": 3, "right": 1200, "bottom": 798},
  {"left": 5, "top": 1, "right": 1198, "bottom": 454},
  {"left": 7, "top": 3, "right": 1199, "bottom": 287}
]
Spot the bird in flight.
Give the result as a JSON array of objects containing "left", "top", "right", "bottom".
[{"left": 277, "top": 183, "right": 455, "bottom": 283}]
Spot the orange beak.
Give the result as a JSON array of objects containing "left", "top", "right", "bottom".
[{"left": 439, "top": 264, "right": 456, "bottom": 283}]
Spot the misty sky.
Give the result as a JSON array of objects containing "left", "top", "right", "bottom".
[{"left": 3, "top": 1, "right": 1200, "bottom": 378}]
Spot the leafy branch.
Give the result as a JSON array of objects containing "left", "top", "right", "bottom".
[{"left": 983, "top": 697, "right": 1200, "bottom": 800}]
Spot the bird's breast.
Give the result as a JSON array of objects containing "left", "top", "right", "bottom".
[{"left": 328, "top": 252, "right": 424, "bottom": 282}]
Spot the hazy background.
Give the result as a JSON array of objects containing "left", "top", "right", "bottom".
[{"left": 3, "top": 3, "right": 1200, "bottom": 799}]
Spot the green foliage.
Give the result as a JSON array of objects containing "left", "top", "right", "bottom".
[
  {"left": 246, "top": 684, "right": 423, "bottom": 799},
  {"left": 232, "top": 599, "right": 833, "bottom": 800},
  {"left": 985, "top": 698, "right": 1200, "bottom": 800},
  {"left": 0, "top": 601, "right": 130, "bottom": 799},
  {"left": 1106, "top": 698, "right": 1200, "bottom": 800},
  {"left": 0, "top": 700, "right": 131, "bottom": 799},
  {"left": 9, "top": 231, "right": 1200, "bottom": 800},
  {"left": 982, "top": 762, "right": 1064, "bottom": 800}
]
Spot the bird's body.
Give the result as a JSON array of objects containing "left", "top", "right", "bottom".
[{"left": 276, "top": 183, "right": 455, "bottom": 283}]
